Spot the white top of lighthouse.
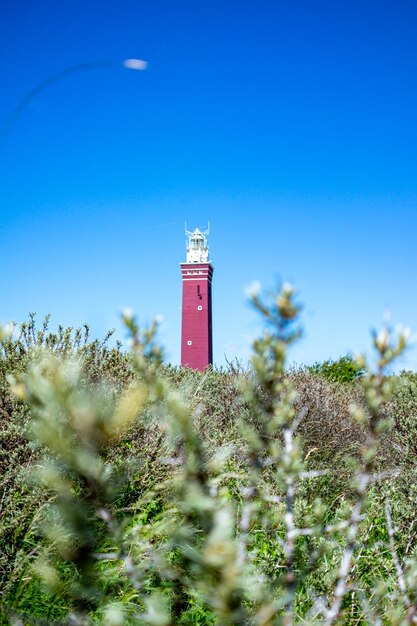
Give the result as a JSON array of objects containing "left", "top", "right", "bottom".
[{"left": 185, "top": 223, "right": 211, "bottom": 264}]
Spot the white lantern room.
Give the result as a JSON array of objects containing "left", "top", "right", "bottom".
[{"left": 185, "top": 225, "right": 210, "bottom": 264}]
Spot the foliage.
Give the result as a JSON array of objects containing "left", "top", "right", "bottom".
[
  {"left": 308, "top": 355, "right": 364, "bottom": 383},
  {"left": 0, "top": 295, "right": 417, "bottom": 625}
]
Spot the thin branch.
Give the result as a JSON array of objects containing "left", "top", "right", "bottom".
[
  {"left": 323, "top": 473, "right": 369, "bottom": 626},
  {"left": 385, "top": 499, "right": 410, "bottom": 608},
  {"left": 282, "top": 426, "right": 297, "bottom": 623}
]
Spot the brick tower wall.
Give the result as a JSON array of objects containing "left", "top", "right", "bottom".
[{"left": 180, "top": 263, "right": 213, "bottom": 371}]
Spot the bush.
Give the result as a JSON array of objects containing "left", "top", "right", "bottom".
[
  {"left": 1, "top": 292, "right": 416, "bottom": 625},
  {"left": 308, "top": 355, "right": 364, "bottom": 383}
]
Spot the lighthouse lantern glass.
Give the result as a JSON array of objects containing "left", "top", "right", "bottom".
[{"left": 185, "top": 226, "right": 210, "bottom": 264}]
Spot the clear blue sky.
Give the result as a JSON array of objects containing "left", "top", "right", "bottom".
[{"left": 1, "top": 1, "right": 416, "bottom": 369}]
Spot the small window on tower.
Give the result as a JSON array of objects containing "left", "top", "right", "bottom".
[
  {"left": 187, "top": 340, "right": 192, "bottom": 346},
  {"left": 197, "top": 305, "right": 202, "bottom": 311}
]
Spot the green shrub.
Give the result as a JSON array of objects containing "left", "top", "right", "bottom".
[
  {"left": 308, "top": 355, "right": 364, "bottom": 383},
  {"left": 1, "top": 294, "right": 416, "bottom": 625}
]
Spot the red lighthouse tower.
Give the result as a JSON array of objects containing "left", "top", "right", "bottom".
[{"left": 181, "top": 225, "right": 213, "bottom": 371}]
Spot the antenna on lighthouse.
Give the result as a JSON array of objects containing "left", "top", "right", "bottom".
[{"left": 185, "top": 221, "right": 194, "bottom": 238}]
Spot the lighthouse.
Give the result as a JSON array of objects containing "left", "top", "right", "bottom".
[{"left": 180, "top": 225, "right": 213, "bottom": 371}]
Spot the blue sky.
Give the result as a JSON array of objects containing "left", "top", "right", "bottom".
[{"left": 1, "top": 1, "right": 416, "bottom": 369}]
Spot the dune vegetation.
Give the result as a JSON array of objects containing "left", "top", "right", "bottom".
[{"left": 1, "top": 287, "right": 417, "bottom": 625}]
